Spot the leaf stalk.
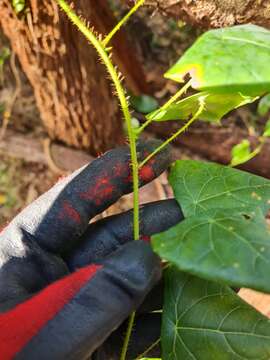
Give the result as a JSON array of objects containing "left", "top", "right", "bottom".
[
  {"left": 136, "top": 79, "right": 192, "bottom": 135},
  {"left": 103, "top": 0, "right": 145, "bottom": 47},
  {"left": 139, "top": 98, "right": 205, "bottom": 168}
]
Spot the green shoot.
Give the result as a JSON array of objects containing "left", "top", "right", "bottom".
[
  {"left": 103, "top": 0, "right": 145, "bottom": 47},
  {"left": 57, "top": 0, "right": 140, "bottom": 242}
]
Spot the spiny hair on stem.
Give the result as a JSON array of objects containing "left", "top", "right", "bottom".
[{"left": 66, "top": 9, "right": 104, "bottom": 43}]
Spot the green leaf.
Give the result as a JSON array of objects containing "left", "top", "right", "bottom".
[
  {"left": 231, "top": 139, "right": 251, "bottom": 167},
  {"left": 162, "top": 267, "right": 270, "bottom": 360},
  {"left": 165, "top": 25, "right": 270, "bottom": 96},
  {"left": 258, "top": 94, "right": 270, "bottom": 116},
  {"left": 12, "top": 0, "right": 25, "bottom": 13},
  {"left": 169, "top": 160, "right": 270, "bottom": 217},
  {"left": 263, "top": 120, "right": 270, "bottom": 137},
  {"left": 147, "top": 91, "right": 256, "bottom": 122},
  {"left": 130, "top": 94, "right": 159, "bottom": 114},
  {"left": 152, "top": 207, "right": 270, "bottom": 292}
]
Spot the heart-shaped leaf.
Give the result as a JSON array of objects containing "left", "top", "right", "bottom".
[
  {"left": 165, "top": 24, "right": 270, "bottom": 96},
  {"left": 147, "top": 92, "right": 256, "bottom": 123},
  {"left": 162, "top": 267, "right": 270, "bottom": 360},
  {"left": 169, "top": 160, "right": 270, "bottom": 217},
  {"left": 152, "top": 207, "right": 270, "bottom": 292}
]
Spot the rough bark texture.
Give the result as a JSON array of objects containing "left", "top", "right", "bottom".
[
  {"left": 0, "top": 1, "right": 149, "bottom": 154},
  {"left": 144, "top": 0, "right": 270, "bottom": 29}
]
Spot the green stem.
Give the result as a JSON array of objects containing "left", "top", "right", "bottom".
[
  {"left": 57, "top": 3, "right": 140, "bottom": 359},
  {"left": 136, "top": 80, "right": 192, "bottom": 135},
  {"left": 103, "top": 0, "right": 145, "bottom": 47},
  {"left": 57, "top": 0, "right": 140, "bottom": 242},
  {"left": 158, "top": 79, "right": 192, "bottom": 111},
  {"left": 139, "top": 98, "right": 205, "bottom": 169},
  {"left": 120, "top": 311, "right": 136, "bottom": 360},
  {"left": 135, "top": 117, "right": 153, "bottom": 135},
  {"left": 119, "top": 60, "right": 191, "bottom": 360}
]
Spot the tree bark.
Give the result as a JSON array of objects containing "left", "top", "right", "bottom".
[
  {"left": 142, "top": 0, "right": 270, "bottom": 29},
  {"left": 0, "top": 1, "right": 150, "bottom": 154}
]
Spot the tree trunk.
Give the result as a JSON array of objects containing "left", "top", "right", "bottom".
[
  {"left": 138, "top": 0, "right": 270, "bottom": 29},
  {"left": 0, "top": 1, "right": 150, "bottom": 154}
]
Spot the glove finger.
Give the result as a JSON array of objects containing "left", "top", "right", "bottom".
[
  {"left": 8, "top": 140, "right": 171, "bottom": 256},
  {"left": 3, "top": 241, "right": 160, "bottom": 360},
  {"left": 67, "top": 199, "right": 183, "bottom": 270},
  {"left": 93, "top": 313, "right": 161, "bottom": 360}
]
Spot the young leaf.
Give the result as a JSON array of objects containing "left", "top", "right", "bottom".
[
  {"left": 162, "top": 267, "right": 270, "bottom": 360},
  {"left": 165, "top": 24, "right": 270, "bottom": 96},
  {"left": 263, "top": 120, "right": 270, "bottom": 137},
  {"left": 258, "top": 94, "right": 270, "bottom": 116},
  {"left": 147, "top": 92, "right": 256, "bottom": 123},
  {"left": 12, "top": 0, "right": 25, "bottom": 14},
  {"left": 230, "top": 139, "right": 251, "bottom": 167},
  {"left": 130, "top": 94, "right": 159, "bottom": 114},
  {"left": 152, "top": 207, "right": 270, "bottom": 292},
  {"left": 169, "top": 160, "right": 270, "bottom": 217}
]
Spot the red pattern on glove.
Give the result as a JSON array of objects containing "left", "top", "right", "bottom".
[{"left": 0, "top": 264, "right": 102, "bottom": 359}]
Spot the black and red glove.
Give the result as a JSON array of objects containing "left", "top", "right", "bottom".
[{"left": 0, "top": 140, "right": 183, "bottom": 359}]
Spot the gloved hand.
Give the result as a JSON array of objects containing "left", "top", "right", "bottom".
[{"left": 0, "top": 140, "right": 183, "bottom": 360}]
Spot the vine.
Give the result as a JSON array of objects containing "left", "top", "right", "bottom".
[
  {"left": 56, "top": 1, "right": 207, "bottom": 358},
  {"left": 57, "top": 0, "right": 141, "bottom": 243}
]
